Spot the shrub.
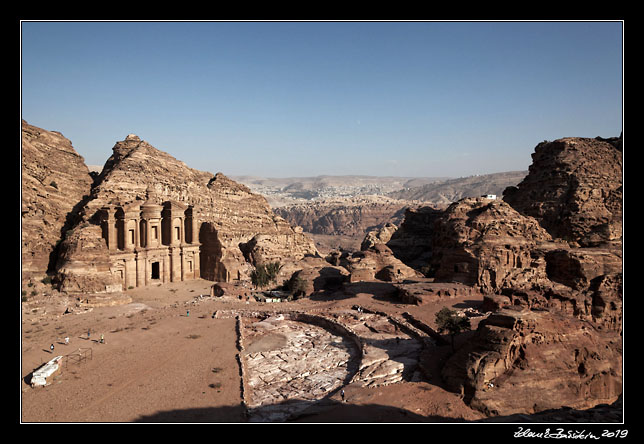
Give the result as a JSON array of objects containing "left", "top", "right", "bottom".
[
  {"left": 285, "top": 274, "right": 308, "bottom": 298},
  {"left": 250, "top": 262, "right": 282, "bottom": 289},
  {"left": 435, "top": 307, "right": 471, "bottom": 351}
]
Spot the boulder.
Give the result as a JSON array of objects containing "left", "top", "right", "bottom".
[
  {"left": 442, "top": 308, "right": 622, "bottom": 417},
  {"left": 360, "top": 222, "right": 398, "bottom": 250},
  {"left": 285, "top": 256, "right": 350, "bottom": 296},
  {"left": 341, "top": 244, "right": 422, "bottom": 283}
]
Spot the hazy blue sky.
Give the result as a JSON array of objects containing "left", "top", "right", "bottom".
[{"left": 21, "top": 21, "right": 623, "bottom": 178}]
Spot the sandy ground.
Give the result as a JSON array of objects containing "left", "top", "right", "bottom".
[{"left": 21, "top": 278, "right": 488, "bottom": 423}]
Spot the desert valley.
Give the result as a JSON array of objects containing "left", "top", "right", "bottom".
[{"left": 21, "top": 119, "right": 623, "bottom": 424}]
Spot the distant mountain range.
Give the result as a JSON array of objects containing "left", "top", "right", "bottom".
[
  {"left": 232, "top": 171, "right": 527, "bottom": 207},
  {"left": 387, "top": 170, "right": 528, "bottom": 205},
  {"left": 242, "top": 171, "right": 528, "bottom": 241}
]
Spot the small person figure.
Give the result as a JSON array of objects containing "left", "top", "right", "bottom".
[
  {"left": 87, "top": 329, "right": 91, "bottom": 340},
  {"left": 186, "top": 310, "right": 190, "bottom": 317},
  {"left": 341, "top": 389, "right": 345, "bottom": 402},
  {"left": 100, "top": 334, "right": 104, "bottom": 344},
  {"left": 50, "top": 344, "right": 54, "bottom": 352},
  {"left": 64, "top": 337, "right": 69, "bottom": 345}
]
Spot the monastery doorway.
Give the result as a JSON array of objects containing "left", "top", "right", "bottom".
[
  {"left": 151, "top": 261, "right": 160, "bottom": 280},
  {"left": 199, "top": 222, "right": 223, "bottom": 281}
]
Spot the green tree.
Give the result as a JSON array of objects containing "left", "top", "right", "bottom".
[
  {"left": 250, "top": 262, "right": 282, "bottom": 289},
  {"left": 435, "top": 307, "right": 471, "bottom": 352}
]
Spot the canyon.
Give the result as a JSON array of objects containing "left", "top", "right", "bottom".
[{"left": 21, "top": 119, "right": 623, "bottom": 424}]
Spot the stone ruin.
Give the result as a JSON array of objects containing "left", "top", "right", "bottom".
[
  {"left": 218, "top": 307, "right": 436, "bottom": 422},
  {"left": 30, "top": 356, "right": 64, "bottom": 388}
]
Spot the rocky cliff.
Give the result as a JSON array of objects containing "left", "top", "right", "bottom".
[
  {"left": 503, "top": 136, "right": 622, "bottom": 247},
  {"left": 21, "top": 120, "right": 94, "bottom": 280},
  {"left": 274, "top": 196, "right": 414, "bottom": 238}
]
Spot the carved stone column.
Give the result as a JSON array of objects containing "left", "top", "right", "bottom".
[{"left": 100, "top": 206, "right": 117, "bottom": 251}]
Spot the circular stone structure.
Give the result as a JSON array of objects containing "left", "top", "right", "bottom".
[{"left": 241, "top": 314, "right": 359, "bottom": 422}]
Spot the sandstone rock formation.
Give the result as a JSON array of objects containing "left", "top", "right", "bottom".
[
  {"left": 428, "top": 197, "right": 553, "bottom": 293},
  {"left": 373, "top": 135, "right": 623, "bottom": 417},
  {"left": 386, "top": 206, "right": 443, "bottom": 272},
  {"left": 83, "top": 135, "right": 316, "bottom": 290},
  {"left": 274, "top": 196, "right": 414, "bottom": 238},
  {"left": 340, "top": 244, "right": 423, "bottom": 283},
  {"left": 360, "top": 222, "right": 398, "bottom": 251},
  {"left": 394, "top": 280, "right": 478, "bottom": 306},
  {"left": 441, "top": 308, "right": 622, "bottom": 417},
  {"left": 21, "top": 120, "right": 93, "bottom": 280},
  {"left": 503, "top": 136, "right": 622, "bottom": 247},
  {"left": 54, "top": 223, "right": 122, "bottom": 294},
  {"left": 285, "top": 256, "right": 350, "bottom": 296},
  {"left": 385, "top": 198, "right": 554, "bottom": 293}
]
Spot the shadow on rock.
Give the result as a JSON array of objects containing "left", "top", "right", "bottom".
[
  {"left": 133, "top": 395, "right": 623, "bottom": 424},
  {"left": 134, "top": 399, "right": 445, "bottom": 423}
]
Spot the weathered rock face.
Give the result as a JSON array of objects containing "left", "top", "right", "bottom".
[
  {"left": 274, "top": 197, "right": 413, "bottom": 237},
  {"left": 388, "top": 198, "right": 622, "bottom": 331},
  {"left": 54, "top": 224, "right": 123, "bottom": 293},
  {"left": 503, "top": 136, "right": 622, "bottom": 247},
  {"left": 21, "top": 120, "right": 94, "bottom": 279},
  {"left": 489, "top": 268, "right": 623, "bottom": 333},
  {"left": 240, "top": 229, "right": 319, "bottom": 268},
  {"left": 360, "top": 222, "right": 398, "bottom": 251},
  {"left": 386, "top": 206, "right": 443, "bottom": 272},
  {"left": 410, "top": 197, "right": 553, "bottom": 293},
  {"left": 284, "top": 256, "right": 350, "bottom": 297},
  {"left": 442, "top": 308, "right": 622, "bottom": 417},
  {"left": 340, "top": 244, "right": 423, "bottom": 283},
  {"left": 544, "top": 246, "right": 622, "bottom": 291},
  {"left": 394, "top": 280, "right": 478, "bottom": 306},
  {"left": 55, "top": 133, "right": 318, "bottom": 291}
]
